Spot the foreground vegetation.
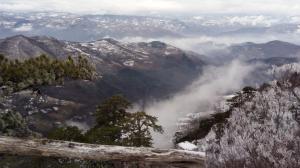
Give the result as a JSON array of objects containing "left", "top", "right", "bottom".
[
  {"left": 0, "top": 54, "right": 163, "bottom": 167},
  {"left": 204, "top": 72, "right": 300, "bottom": 168},
  {"left": 49, "top": 95, "right": 163, "bottom": 147}
]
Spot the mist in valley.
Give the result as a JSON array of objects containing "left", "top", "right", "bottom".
[
  {"left": 125, "top": 32, "right": 300, "bottom": 148},
  {"left": 142, "top": 60, "right": 257, "bottom": 148}
]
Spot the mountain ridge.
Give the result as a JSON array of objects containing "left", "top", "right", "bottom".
[{"left": 0, "top": 35, "right": 206, "bottom": 135}]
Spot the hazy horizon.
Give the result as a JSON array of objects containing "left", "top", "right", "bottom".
[{"left": 1, "top": 0, "right": 300, "bottom": 16}]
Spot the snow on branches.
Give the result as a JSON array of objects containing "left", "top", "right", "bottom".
[{"left": 205, "top": 72, "right": 300, "bottom": 168}]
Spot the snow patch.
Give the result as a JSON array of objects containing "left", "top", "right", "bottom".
[
  {"left": 223, "top": 94, "right": 236, "bottom": 100},
  {"left": 177, "top": 141, "right": 198, "bottom": 151},
  {"left": 123, "top": 60, "right": 135, "bottom": 67}
]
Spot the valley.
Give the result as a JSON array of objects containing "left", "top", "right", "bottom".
[{"left": 0, "top": 3, "right": 300, "bottom": 167}]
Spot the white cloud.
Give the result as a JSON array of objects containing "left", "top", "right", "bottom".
[
  {"left": 0, "top": 0, "right": 300, "bottom": 15},
  {"left": 13, "top": 23, "right": 33, "bottom": 32},
  {"left": 297, "top": 25, "right": 300, "bottom": 34},
  {"left": 0, "top": 0, "right": 182, "bottom": 15},
  {"left": 120, "top": 33, "right": 300, "bottom": 56},
  {"left": 145, "top": 60, "right": 256, "bottom": 148},
  {"left": 227, "top": 16, "right": 277, "bottom": 27}
]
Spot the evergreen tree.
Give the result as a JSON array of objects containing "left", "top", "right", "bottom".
[
  {"left": 48, "top": 126, "right": 85, "bottom": 142},
  {"left": 0, "top": 110, "right": 35, "bottom": 137},
  {"left": 95, "top": 95, "right": 131, "bottom": 127},
  {"left": 86, "top": 95, "right": 163, "bottom": 147},
  {"left": 121, "top": 111, "right": 163, "bottom": 147},
  {"left": 0, "top": 54, "right": 96, "bottom": 92}
]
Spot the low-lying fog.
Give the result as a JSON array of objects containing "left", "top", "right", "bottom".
[
  {"left": 127, "top": 32, "right": 300, "bottom": 148},
  {"left": 143, "top": 61, "right": 256, "bottom": 148}
]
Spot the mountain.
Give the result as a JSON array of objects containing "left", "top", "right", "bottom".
[
  {"left": 1, "top": 12, "right": 300, "bottom": 41},
  {"left": 0, "top": 35, "right": 68, "bottom": 60},
  {"left": 0, "top": 12, "right": 186, "bottom": 41},
  {"left": 208, "top": 40, "right": 300, "bottom": 65},
  {"left": 0, "top": 35, "right": 205, "bottom": 134},
  {"left": 0, "top": 35, "right": 204, "bottom": 72},
  {"left": 231, "top": 40, "right": 300, "bottom": 59},
  {"left": 174, "top": 41, "right": 300, "bottom": 146},
  {"left": 216, "top": 24, "right": 299, "bottom": 37},
  {"left": 2, "top": 34, "right": 300, "bottom": 149}
]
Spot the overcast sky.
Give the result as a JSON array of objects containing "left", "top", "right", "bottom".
[{"left": 0, "top": 0, "right": 300, "bottom": 16}]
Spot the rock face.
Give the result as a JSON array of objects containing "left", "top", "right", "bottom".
[{"left": 0, "top": 35, "right": 206, "bottom": 134}]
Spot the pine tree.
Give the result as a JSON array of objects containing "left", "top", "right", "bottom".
[
  {"left": 0, "top": 54, "right": 96, "bottom": 92},
  {"left": 48, "top": 126, "right": 85, "bottom": 142},
  {"left": 87, "top": 95, "right": 163, "bottom": 147},
  {"left": 121, "top": 111, "right": 163, "bottom": 147}
]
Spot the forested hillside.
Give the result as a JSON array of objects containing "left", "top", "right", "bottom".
[
  {"left": 0, "top": 54, "right": 165, "bottom": 167},
  {"left": 0, "top": 54, "right": 95, "bottom": 91}
]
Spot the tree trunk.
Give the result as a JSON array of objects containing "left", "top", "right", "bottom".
[{"left": 0, "top": 136, "right": 205, "bottom": 168}]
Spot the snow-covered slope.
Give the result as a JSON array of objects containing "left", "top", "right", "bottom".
[
  {"left": 204, "top": 78, "right": 300, "bottom": 167},
  {"left": 0, "top": 35, "right": 205, "bottom": 73},
  {"left": 176, "top": 64, "right": 300, "bottom": 167}
]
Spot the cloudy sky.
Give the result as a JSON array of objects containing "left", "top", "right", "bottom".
[{"left": 0, "top": 0, "right": 300, "bottom": 16}]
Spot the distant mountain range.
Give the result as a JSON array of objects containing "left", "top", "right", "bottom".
[
  {"left": 1, "top": 12, "right": 300, "bottom": 41},
  {"left": 206, "top": 40, "right": 300, "bottom": 65},
  {"left": 0, "top": 12, "right": 186, "bottom": 41}
]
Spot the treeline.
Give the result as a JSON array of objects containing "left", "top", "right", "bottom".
[{"left": 0, "top": 54, "right": 95, "bottom": 92}]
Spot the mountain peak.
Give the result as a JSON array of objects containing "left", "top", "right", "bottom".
[
  {"left": 0, "top": 35, "right": 51, "bottom": 60},
  {"left": 265, "top": 40, "right": 297, "bottom": 46},
  {"left": 100, "top": 38, "right": 119, "bottom": 44},
  {"left": 149, "top": 41, "right": 167, "bottom": 49},
  {"left": 5, "top": 34, "right": 31, "bottom": 41}
]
